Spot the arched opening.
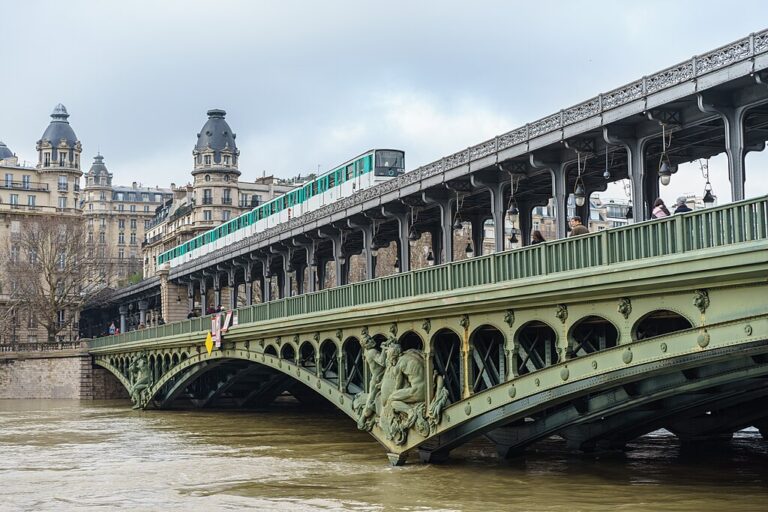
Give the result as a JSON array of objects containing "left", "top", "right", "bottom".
[
  {"left": 432, "top": 328, "right": 462, "bottom": 403},
  {"left": 264, "top": 345, "right": 278, "bottom": 356},
  {"left": 515, "top": 321, "right": 558, "bottom": 375},
  {"left": 172, "top": 353, "right": 180, "bottom": 367},
  {"left": 163, "top": 354, "right": 171, "bottom": 373},
  {"left": 299, "top": 341, "right": 316, "bottom": 373},
  {"left": 634, "top": 310, "right": 693, "bottom": 341},
  {"left": 319, "top": 340, "right": 339, "bottom": 385},
  {"left": 280, "top": 343, "right": 296, "bottom": 362},
  {"left": 469, "top": 325, "right": 506, "bottom": 393},
  {"left": 400, "top": 331, "right": 423, "bottom": 351},
  {"left": 343, "top": 337, "right": 364, "bottom": 394},
  {"left": 568, "top": 316, "right": 619, "bottom": 358}
]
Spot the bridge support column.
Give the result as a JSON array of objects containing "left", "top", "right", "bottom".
[
  {"left": 138, "top": 301, "right": 148, "bottom": 327},
  {"left": 604, "top": 127, "right": 651, "bottom": 222},
  {"left": 295, "top": 263, "right": 306, "bottom": 294},
  {"left": 424, "top": 191, "right": 455, "bottom": 263},
  {"left": 697, "top": 94, "right": 748, "bottom": 201},
  {"left": 213, "top": 274, "right": 222, "bottom": 310},
  {"left": 157, "top": 266, "right": 188, "bottom": 323},
  {"left": 118, "top": 305, "right": 127, "bottom": 334},
  {"left": 199, "top": 277, "right": 208, "bottom": 312},
  {"left": 552, "top": 166, "right": 568, "bottom": 239},
  {"left": 517, "top": 202, "right": 534, "bottom": 247},
  {"left": 386, "top": 452, "right": 408, "bottom": 466},
  {"left": 469, "top": 216, "right": 487, "bottom": 257},
  {"left": 428, "top": 227, "right": 441, "bottom": 265},
  {"left": 382, "top": 206, "right": 411, "bottom": 273},
  {"left": 241, "top": 264, "right": 253, "bottom": 305},
  {"left": 471, "top": 173, "right": 506, "bottom": 253},
  {"left": 187, "top": 281, "right": 195, "bottom": 316}
]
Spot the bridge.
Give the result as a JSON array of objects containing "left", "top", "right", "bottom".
[{"left": 86, "top": 30, "right": 768, "bottom": 464}]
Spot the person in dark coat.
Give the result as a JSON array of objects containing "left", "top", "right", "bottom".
[
  {"left": 674, "top": 196, "right": 692, "bottom": 213},
  {"left": 530, "top": 230, "right": 546, "bottom": 244}
]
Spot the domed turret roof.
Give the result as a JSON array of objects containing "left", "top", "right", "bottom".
[
  {"left": 88, "top": 154, "right": 109, "bottom": 176},
  {"left": 39, "top": 103, "right": 78, "bottom": 147},
  {"left": 0, "top": 140, "right": 13, "bottom": 159},
  {"left": 195, "top": 109, "right": 238, "bottom": 163}
]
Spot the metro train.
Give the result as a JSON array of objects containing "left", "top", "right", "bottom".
[{"left": 157, "top": 148, "right": 405, "bottom": 269}]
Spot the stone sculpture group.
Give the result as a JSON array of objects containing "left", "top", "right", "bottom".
[{"left": 353, "top": 326, "right": 450, "bottom": 445}]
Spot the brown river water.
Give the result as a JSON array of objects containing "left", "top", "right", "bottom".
[{"left": 0, "top": 399, "right": 766, "bottom": 511}]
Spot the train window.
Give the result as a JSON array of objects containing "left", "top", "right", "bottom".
[
  {"left": 376, "top": 150, "right": 404, "bottom": 169},
  {"left": 346, "top": 164, "right": 354, "bottom": 180},
  {"left": 328, "top": 173, "right": 335, "bottom": 188}
]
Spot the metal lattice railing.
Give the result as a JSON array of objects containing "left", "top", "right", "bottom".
[{"left": 89, "top": 196, "right": 768, "bottom": 349}]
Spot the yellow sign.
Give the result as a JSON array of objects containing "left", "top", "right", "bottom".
[{"left": 205, "top": 331, "right": 213, "bottom": 355}]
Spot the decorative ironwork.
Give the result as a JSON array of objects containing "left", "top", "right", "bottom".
[
  {"left": 563, "top": 99, "right": 600, "bottom": 125},
  {"left": 755, "top": 30, "right": 768, "bottom": 53},
  {"left": 618, "top": 297, "right": 632, "bottom": 319},
  {"left": 646, "top": 63, "right": 694, "bottom": 94},
  {"left": 693, "top": 289, "right": 710, "bottom": 314},
  {"left": 498, "top": 127, "right": 528, "bottom": 150},
  {"left": 504, "top": 309, "right": 515, "bottom": 328},
  {"left": 529, "top": 113, "right": 561, "bottom": 137},
  {"left": 696, "top": 39, "right": 751, "bottom": 75},
  {"left": 555, "top": 304, "right": 568, "bottom": 324},
  {"left": 602, "top": 80, "right": 644, "bottom": 110}
]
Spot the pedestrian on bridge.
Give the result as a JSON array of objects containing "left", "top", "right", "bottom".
[
  {"left": 652, "top": 198, "right": 670, "bottom": 218},
  {"left": 568, "top": 216, "right": 589, "bottom": 237},
  {"left": 674, "top": 196, "right": 692, "bottom": 214},
  {"left": 531, "top": 230, "right": 546, "bottom": 244}
]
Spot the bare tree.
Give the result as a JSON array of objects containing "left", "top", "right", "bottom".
[{"left": 1, "top": 216, "right": 113, "bottom": 342}]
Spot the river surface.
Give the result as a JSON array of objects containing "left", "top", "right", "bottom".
[{"left": 0, "top": 399, "right": 766, "bottom": 512}]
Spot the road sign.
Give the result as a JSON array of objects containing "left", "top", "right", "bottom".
[{"left": 205, "top": 331, "right": 213, "bottom": 355}]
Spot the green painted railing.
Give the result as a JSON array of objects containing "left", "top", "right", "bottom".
[{"left": 89, "top": 196, "right": 768, "bottom": 350}]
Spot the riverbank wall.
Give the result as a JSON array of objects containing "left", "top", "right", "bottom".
[{"left": 0, "top": 345, "right": 127, "bottom": 400}]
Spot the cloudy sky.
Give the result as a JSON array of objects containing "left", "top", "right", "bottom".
[{"left": 2, "top": 0, "right": 766, "bottom": 205}]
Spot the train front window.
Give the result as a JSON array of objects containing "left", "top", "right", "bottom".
[{"left": 375, "top": 151, "right": 404, "bottom": 169}]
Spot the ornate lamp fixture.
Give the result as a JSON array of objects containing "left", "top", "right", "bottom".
[
  {"left": 408, "top": 207, "right": 419, "bottom": 246},
  {"left": 452, "top": 191, "right": 465, "bottom": 230},
  {"left": 370, "top": 220, "right": 379, "bottom": 257},
  {"left": 507, "top": 172, "right": 520, "bottom": 216},
  {"left": 700, "top": 159, "right": 716, "bottom": 206},
  {"left": 508, "top": 225, "right": 519, "bottom": 245},
  {"left": 603, "top": 146, "right": 612, "bottom": 180},
  {"left": 465, "top": 242, "right": 474, "bottom": 258},
  {"left": 658, "top": 124, "right": 675, "bottom": 186},
  {"left": 393, "top": 257, "right": 400, "bottom": 270},
  {"left": 623, "top": 179, "right": 633, "bottom": 220},
  {"left": 338, "top": 230, "right": 346, "bottom": 266},
  {"left": 426, "top": 250, "right": 435, "bottom": 266},
  {"left": 573, "top": 152, "right": 587, "bottom": 207}
]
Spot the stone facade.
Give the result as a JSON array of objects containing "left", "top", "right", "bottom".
[
  {"left": 82, "top": 154, "right": 173, "bottom": 287},
  {"left": 0, "top": 350, "right": 127, "bottom": 400}
]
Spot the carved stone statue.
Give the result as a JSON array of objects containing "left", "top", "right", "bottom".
[
  {"left": 128, "top": 353, "right": 152, "bottom": 409},
  {"left": 352, "top": 338, "right": 450, "bottom": 445}
]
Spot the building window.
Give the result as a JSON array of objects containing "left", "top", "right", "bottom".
[
  {"left": 44, "top": 153, "right": 50, "bottom": 166},
  {"left": 88, "top": 203, "right": 93, "bottom": 210},
  {"left": 204, "top": 155, "right": 211, "bottom": 166},
  {"left": 222, "top": 188, "right": 231, "bottom": 204},
  {"left": 59, "top": 153, "right": 66, "bottom": 167},
  {"left": 58, "top": 175, "right": 67, "bottom": 191},
  {"left": 203, "top": 189, "right": 212, "bottom": 205},
  {"left": 130, "top": 219, "right": 137, "bottom": 229},
  {"left": 27, "top": 195, "right": 35, "bottom": 207},
  {"left": 118, "top": 232, "right": 125, "bottom": 244},
  {"left": 144, "top": 205, "right": 149, "bottom": 212},
  {"left": 203, "top": 210, "right": 212, "bottom": 221},
  {"left": 10, "top": 194, "right": 18, "bottom": 205},
  {"left": 118, "top": 203, "right": 124, "bottom": 211},
  {"left": 58, "top": 197, "right": 67, "bottom": 209},
  {"left": 118, "top": 219, "right": 125, "bottom": 229},
  {"left": 88, "top": 232, "right": 93, "bottom": 243},
  {"left": 154, "top": 194, "right": 162, "bottom": 202},
  {"left": 118, "top": 248, "right": 124, "bottom": 260},
  {"left": 10, "top": 245, "right": 19, "bottom": 263},
  {"left": 204, "top": 174, "right": 210, "bottom": 182},
  {"left": 100, "top": 191, "right": 106, "bottom": 201},
  {"left": 99, "top": 232, "right": 106, "bottom": 243},
  {"left": 224, "top": 155, "right": 230, "bottom": 166},
  {"left": 130, "top": 204, "right": 136, "bottom": 212},
  {"left": 116, "top": 192, "right": 124, "bottom": 201},
  {"left": 130, "top": 233, "right": 137, "bottom": 244},
  {"left": 222, "top": 210, "right": 230, "bottom": 221},
  {"left": 88, "top": 218, "right": 93, "bottom": 227},
  {"left": 22, "top": 175, "right": 30, "bottom": 189},
  {"left": 144, "top": 220, "right": 150, "bottom": 229},
  {"left": 100, "top": 218, "right": 106, "bottom": 228},
  {"left": 5, "top": 173, "right": 13, "bottom": 187}
]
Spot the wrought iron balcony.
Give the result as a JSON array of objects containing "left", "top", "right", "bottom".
[
  {"left": 0, "top": 180, "right": 49, "bottom": 191},
  {"left": 57, "top": 183, "right": 69, "bottom": 191},
  {"left": 221, "top": 197, "right": 232, "bottom": 205},
  {"left": 202, "top": 197, "right": 213, "bottom": 205}
]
